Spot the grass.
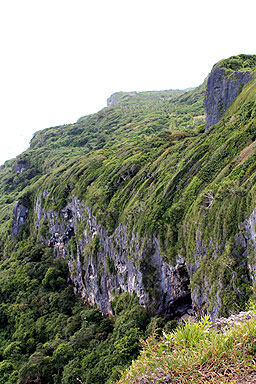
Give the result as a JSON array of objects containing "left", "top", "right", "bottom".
[{"left": 117, "top": 313, "right": 256, "bottom": 383}]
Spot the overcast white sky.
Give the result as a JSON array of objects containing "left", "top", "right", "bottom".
[{"left": 0, "top": 0, "right": 255, "bottom": 165}]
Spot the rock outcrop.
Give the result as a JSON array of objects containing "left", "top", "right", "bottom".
[
  {"left": 34, "top": 196, "right": 192, "bottom": 318},
  {"left": 11, "top": 200, "right": 29, "bottom": 237},
  {"left": 214, "top": 310, "right": 256, "bottom": 329},
  {"left": 204, "top": 66, "right": 253, "bottom": 130},
  {"left": 107, "top": 94, "right": 118, "bottom": 106},
  {"left": 16, "top": 159, "right": 29, "bottom": 174},
  {"left": 31, "top": 193, "right": 256, "bottom": 319},
  {"left": 238, "top": 206, "right": 256, "bottom": 282}
]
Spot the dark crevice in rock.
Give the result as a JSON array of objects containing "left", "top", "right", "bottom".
[
  {"left": 162, "top": 264, "right": 192, "bottom": 319},
  {"left": 16, "top": 160, "right": 29, "bottom": 174},
  {"left": 165, "top": 293, "right": 192, "bottom": 319}
]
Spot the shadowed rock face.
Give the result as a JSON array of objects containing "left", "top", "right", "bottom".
[
  {"left": 16, "top": 160, "right": 29, "bottom": 174},
  {"left": 11, "top": 200, "right": 29, "bottom": 237},
  {"left": 204, "top": 66, "right": 253, "bottom": 130},
  {"left": 107, "top": 94, "right": 118, "bottom": 106}
]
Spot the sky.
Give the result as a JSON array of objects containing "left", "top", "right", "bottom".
[{"left": 0, "top": 0, "right": 255, "bottom": 166}]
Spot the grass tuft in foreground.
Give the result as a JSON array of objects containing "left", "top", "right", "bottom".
[{"left": 117, "top": 313, "right": 256, "bottom": 383}]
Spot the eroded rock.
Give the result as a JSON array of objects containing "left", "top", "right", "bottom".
[
  {"left": 204, "top": 66, "right": 253, "bottom": 130},
  {"left": 12, "top": 200, "right": 29, "bottom": 237},
  {"left": 34, "top": 196, "right": 192, "bottom": 317}
]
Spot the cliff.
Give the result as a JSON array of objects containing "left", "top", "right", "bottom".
[
  {"left": 33, "top": 196, "right": 191, "bottom": 317},
  {"left": 204, "top": 54, "right": 256, "bottom": 129},
  {"left": 3, "top": 54, "right": 255, "bottom": 322},
  {"left": 1, "top": 54, "right": 256, "bottom": 383}
]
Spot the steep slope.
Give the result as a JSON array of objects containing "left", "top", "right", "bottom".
[
  {"left": 0, "top": 84, "right": 206, "bottom": 319},
  {"left": 205, "top": 54, "right": 256, "bottom": 129},
  {"left": 0, "top": 85, "right": 207, "bottom": 383},
  {"left": 1, "top": 54, "right": 256, "bottom": 321},
  {"left": 0, "top": 54, "right": 256, "bottom": 383}
]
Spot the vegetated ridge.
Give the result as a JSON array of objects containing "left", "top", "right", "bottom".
[{"left": 0, "top": 54, "right": 255, "bottom": 383}]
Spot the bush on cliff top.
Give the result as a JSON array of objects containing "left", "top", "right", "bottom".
[{"left": 216, "top": 54, "right": 256, "bottom": 71}]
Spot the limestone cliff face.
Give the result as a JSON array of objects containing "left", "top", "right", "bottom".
[
  {"left": 34, "top": 195, "right": 191, "bottom": 317},
  {"left": 204, "top": 66, "right": 253, "bottom": 130},
  {"left": 239, "top": 207, "right": 256, "bottom": 282},
  {"left": 187, "top": 206, "right": 256, "bottom": 320},
  {"left": 9, "top": 192, "right": 254, "bottom": 319},
  {"left": 11, "top": 200, "right": 29, "bottom": 237}
]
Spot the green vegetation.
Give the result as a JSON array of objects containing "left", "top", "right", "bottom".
[
  {"left": 216, "top": 54, "right": 256, "bottom": 71},
  {"left": 0, "top": 240, "right": 174, "bottom": 383},
  {"left": 0, "top": 54, "right": 256, "bottom": 383},
  {"left": 118, "top": 311, "right": 256, "bottom": 384}
]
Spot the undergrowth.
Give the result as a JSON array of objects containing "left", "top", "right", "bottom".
[{"left": 117, "top": 313, "right": 256, "bottom": 384}]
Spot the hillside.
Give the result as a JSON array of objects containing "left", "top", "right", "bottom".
[{"left": 0, "top": 54, "right": 255, "bottom": 383}]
